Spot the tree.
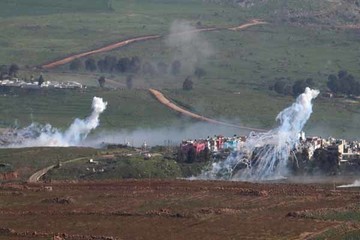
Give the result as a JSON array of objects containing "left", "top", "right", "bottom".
[
  {"left": 38, "top": 74, "right": 45, "bottom": 86},
  {"left": 327, "top": 71, "right": 360, "bottom": 96},
  {"left": 171, "top": 60, "right": 181, "bottom": 76},
  {"left": 194, "top": 67, "right": 206, "bottom": 79},
  {"left": 85, "top": 58, "right": 97, "bottom": 72},
  {"left": 142, "top": 62, "right": 156, "bottom": 76},
  {"left": 313, "top": 148, "right": 340, "bottom": 175},
  {"left": 186, "top": 145, "right": 196, "bottom": 163},
  {"left": 338, "top": 70, "right": 348, "bottom": 79},
  {"left": 107, "top": 0, "right": 114, "bottom": 11},
  {"left": 292, "top": 78, "right": 314, "bottom": 97},
  {"left": 98, "top": 76, "right": 106, "bottom": 88},
  {"left": 116, "top": 57, "right": 131, "bottom": 72},
  {"left": 97, "top": 59, "right": 106, "bottom": 72},
  {"left": 129, "top": 56, "right": 141, "bottom": 73},
  {"left": 292, "top": 80, "right": 307, "bottom": 97},
  {"left": 69, "top": 59, "right": 82, "bottom": 71},
  {"left": 354, "top": 82, "right": 360, "bottom": 96},
  {"left": 183, "top": 76, "right": 193, "bottom": 90},
  {"left": 104, "top": 55, "right": 117, "bottom": 72},
  {"left": 288, "top": 148, "right": 310, "bottom": 175},
  {"left": 305, "top": 78, "right": 315, "bottom": 87},
  {"left": 126, "top": 75, "right": 133, "bottom": 89},
  {"left": 0, "top": 65, "right": 8, "bottom": 80},
  {"left": 8, "top": 63, "right": 19, "bottom": 77},
  {"left": 157, "top": 62, "right": 168, "bottom": 75},
  {"left": 273, "top": 80, "right": 287, "bottom": 94},
  {"left": 327, "top": 74, "right": 340, "bottom": 93}
]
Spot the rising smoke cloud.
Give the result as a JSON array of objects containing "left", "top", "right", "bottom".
[
  {"left": 198, "top": 87, "right": 320, "bottom": 181},
  {"left": 2, "top": 97, "right": 107, "bottom": 148},
  {"left": 166, "top": 20, "right": 214, "bottom": 73}
]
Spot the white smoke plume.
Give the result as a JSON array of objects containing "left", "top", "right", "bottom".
[
  {"left": 199, "top": 87, "right": 320, "bottom": 181},
  {"left": 83, "top": 121, "right": 248, "bottom": 148},
  {"left": 337, "top": 180, "right": 360, "bottom": 188},
  {"left": 166, "top": 20, "right": 214, "bottom": 73},
  {"left": 2, "top": 97, "right": 107, "bottom": 148}
]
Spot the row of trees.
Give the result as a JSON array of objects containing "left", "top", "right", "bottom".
[
  {"left": 327, "top": 70, "right": 360, "bottom": 96},
  {"left": 0, "top": 64, "right": 20, "bottom": 80},
  {"left": 272, "top": 77, "right": 315, "bottom": 97},
  {"left": 70, "top": 56, "right": 184, "bottom": 76},
  {"left": 272, "top": 70, "right": 360, "bottom": 98},
  {"left": 97, "top": 75, "right": 133, "bottom": 89}
]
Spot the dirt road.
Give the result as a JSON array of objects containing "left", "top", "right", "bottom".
[
  {"left": 149, "top": 88, "right": 267, "bottom": 131},
  {"left": 27, "top": 164, "right": 56, "bottom": 183},
  {"left": 41, "top": 19, "right": 267, "bottom": 69},
  {"left": 27, "top": 157, "right": 88, "bottom": 183},
  {"left": 228, "top": 19, "right": 267, "bottom": 31},
  {"left": 41, "top": 35, "right": 161, "bottom": 69}
]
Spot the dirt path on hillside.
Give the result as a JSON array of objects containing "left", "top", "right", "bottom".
[
  {"left": 41, "top": 35, "right": 161, "bottom": 69},
  {"left": 40, "top": 19, "right": 267, "bottom": 69},
  {"left": 228, "top": 19, "right": 267, "bottom": 31},
  {"left": 149, "top": 88, "right": 267, "bottom": 132},
  {"left": 27, "top": 157, "right": 88, "bottom": 183},
  {"left": 27, "top": 165, "right": 56, "bottom": 183},
  {"left": 40, "top": 20, "right": 268, "bottom": 132}
]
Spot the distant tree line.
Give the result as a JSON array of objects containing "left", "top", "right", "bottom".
[
  {"left": 0, "top": 64, "right": 20, "bottom": 80},
  {"left": 70, "top": 55, "right": 207, "bottom": 91},
  {"left": 327, "top": 70, "right": 360, "bottom": 96},
  {"left": 69, "top": 55, "right": 187, "bottom": 77},
  {"left": 272, "top": 70, "right": 360, "bottom": 98},
  {"left": 271, "top": 77, "right": 315, "bottom": 97}
]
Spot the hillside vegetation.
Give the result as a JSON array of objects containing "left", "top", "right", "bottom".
[{"left": 0, "top": 0, "right": 359, "bottom": 139}]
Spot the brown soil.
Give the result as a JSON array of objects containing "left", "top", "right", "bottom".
[
  {"left": 0, "top": 171, "right": 18, "bottom": 181},
  {"left": 0, "top": 179, "right": 358, "bottom": 239},
  {"left": 41, "top": 196, "right": 75, "bottom": 204}
]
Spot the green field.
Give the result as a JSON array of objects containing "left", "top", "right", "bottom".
[
  {"left": 0, "top": 147, "right": 99, "bottom": 179},
  {"left": 0, "top": 0, "right": 359, "bottom": 140},
  {"left": 0, "top": 88, "right": 187, "bottom": 129}
]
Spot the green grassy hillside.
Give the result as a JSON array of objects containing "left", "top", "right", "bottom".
[
  {"left": 0, "top": 147, "right": 98, "bottom": 179},
  {"left": 0, "top": 88, "right": 185, "bottom": 129},
  {"left": 0, "top": 0, "right": 359, "bottom": 140}
]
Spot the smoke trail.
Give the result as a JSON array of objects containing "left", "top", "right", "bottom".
[
  {"left": 199, "top": 87, "right": 319, "bottom": 181},
  {"left": 337, "top": 180, "right": 360, "bottom": 188},
  {"left": 166, "top": 20, "right": 214, "bottom": 74},
  {"left": 82, "top": 121, "right": 249, "bottom": 148},
  {"left": 2, "top": 97, "right": 107, "bottom": 148}
]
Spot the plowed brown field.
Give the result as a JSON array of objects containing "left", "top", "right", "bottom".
[{"left": 0, "top": 179, "right": 358, "bottom": 239}]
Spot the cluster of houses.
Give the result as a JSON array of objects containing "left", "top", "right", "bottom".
[
  {"left": 299, "top": 133, "right": 360, "bottom": 164},
  {"left": 180, "top": 132, "right": 360, "bottom": 164},
  {"left": 180, "top": 135, "right": 246, "bottom": 155},
  {"left": 0, "top": 79, "right": 83, "bottom": 89}
]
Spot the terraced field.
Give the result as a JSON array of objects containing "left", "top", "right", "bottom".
[{"left": 0, "top": 179, "right": 359, "bottom": 239}]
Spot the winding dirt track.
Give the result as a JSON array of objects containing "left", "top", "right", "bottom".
[
  {"left": 149, "top": 88, "right": 267, "bottom": 131},
  {"left": 40, "top": 19, "right": 268, "bottom": 132},
  {"left": 27, "top": 157, "right": 88, "bottom": 183},
  {"left": 40, "top": 19, "right": 267, "bottom": 69},
  {"left": 27, "top": 164, "right": 56, "bottom": 183},
  {"left": 41, "top": 35, "right": 161, "bottom": 69}
]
